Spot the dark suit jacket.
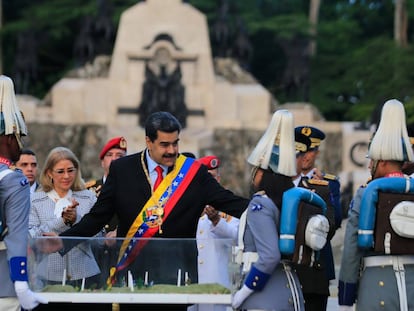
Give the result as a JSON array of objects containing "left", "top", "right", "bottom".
[
  {"left": 61, "top": 152, "right": 248, "bottom": 286},
  {"left": 86, "top": 177, "right": 118, "bottom": 232},
  {"left": 62, "top": 151, "right": 248, "bottom": 238}
]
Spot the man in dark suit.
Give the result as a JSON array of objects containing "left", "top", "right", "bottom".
[{"left": 54, "top": 111, "right": 248, "bottom": 310}]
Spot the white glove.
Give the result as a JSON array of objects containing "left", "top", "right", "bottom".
[
  {"left": 339, "top": 305, "right": 354, "bottom": 311},
  {"left": 232, "top": 284, "right": 254, "bottom": 309},
  {"left": 15, "top": 281, "right": 48, "bottom": 309}
]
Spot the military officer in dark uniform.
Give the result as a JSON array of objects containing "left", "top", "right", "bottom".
[
  {"left": 294, "top": 126, "right": 342, "bottom": 228},
  {"left": 294, "top": 126, "right": 342, "bottom": 298},
  {"left": 293, "top": 129, "right": 337, "bottom": 311},
  {"left": 86, "top": 136, "right": 127, "bottom": 197},
  {"left": 86, "top": 136, "right": 127, "bottom": 232}
]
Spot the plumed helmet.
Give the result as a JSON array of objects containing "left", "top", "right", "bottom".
[
  {"left": 0, "top": 75, "right": 27, "bottom": 137},
  {"left": 368, "top": 99, "right": 414, "bottom": 162},
  {"left": 247, "top": 109, "right": 296, "bottom": 176}
]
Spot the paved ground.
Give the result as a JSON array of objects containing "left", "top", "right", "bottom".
[{"left": 327, "top": 297, "right": 339, "bottom": 311}]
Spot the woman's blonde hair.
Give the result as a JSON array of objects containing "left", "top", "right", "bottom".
[{"left": 39, "top": 146, "right": 85, "bottom": 192}]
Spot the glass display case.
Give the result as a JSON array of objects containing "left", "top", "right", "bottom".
[{"left": 28, "top": 236, "right": 239, "bottom": 305}]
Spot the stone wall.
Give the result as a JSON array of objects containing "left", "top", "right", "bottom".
[
  {"left": 25, "top": 122, "right": 347, "bottom": 202},
  {"left": 25, "top": 123, "right": 107, "bottom": 181},
  {"left": 26, "top": 123, "right": 261, "bottom": 189},
  {"left": 202, "top": 128, "right": 263, "bottom": 197}
]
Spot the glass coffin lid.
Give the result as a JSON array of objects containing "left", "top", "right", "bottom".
[{"left": 28, "top": 236, "right": 238, "bottom": 304}]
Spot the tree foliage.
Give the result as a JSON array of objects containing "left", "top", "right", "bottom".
[{"left": 2, "top": 0, "right": 414, "bottom": 123}]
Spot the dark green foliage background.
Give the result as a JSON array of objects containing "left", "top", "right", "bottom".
[{"left": 3, "top": 0, "right": 414, "bottom": 123}]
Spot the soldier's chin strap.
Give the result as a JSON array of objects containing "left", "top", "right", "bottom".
[
  {"left": 14, "top": 133, "right": 24, "bottom": 149},
  {"left": 370, "top": 159, "right": 379, "bottom": 178}
]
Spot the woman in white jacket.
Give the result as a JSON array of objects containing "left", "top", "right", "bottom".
[{"left": 29, "top": 147, "right": 100, "bottom": 298}]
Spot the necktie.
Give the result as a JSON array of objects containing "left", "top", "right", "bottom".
[{"left": 153, "top": 165, "right": 164, "bottom": 190}]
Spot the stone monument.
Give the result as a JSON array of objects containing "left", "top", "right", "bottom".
[
  {"left": 16, "top": 0, "right": 371, "bottom": 204},
  {"left": 20, "top": 0, "right": 272, "bottom": 157}
]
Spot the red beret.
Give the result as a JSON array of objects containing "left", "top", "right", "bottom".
[
  {"left": 99, "top": 136, "right": 127, "bottom": 159},
  {"left": 197, "top": 155, "right": 220, "bottom": 170}
]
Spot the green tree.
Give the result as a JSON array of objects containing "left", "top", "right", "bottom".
[{"left": 2, "top": 0, "right": 414, "bottom": 123}]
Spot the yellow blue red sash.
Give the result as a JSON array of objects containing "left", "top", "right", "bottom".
[{"left": 107, "top": 155, "right": 200, "bottom": 286}]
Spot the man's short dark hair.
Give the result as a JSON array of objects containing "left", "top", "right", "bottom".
[
  {"left": 145, "top": 111, "right": 181, "bottom": 142},
  {"left": 20, "top": 148, "right": 36, "bottom": 156}
]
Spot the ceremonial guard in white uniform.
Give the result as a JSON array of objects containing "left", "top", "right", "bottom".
[
  {"left": 196, "top": 208, "right": 238, "bottom": 289},
  {"left": 0, "top": 75, "right": 47, "bottom": 310},
  {"left": 339, "top": 99, "right": 414, "bottom": 310}
]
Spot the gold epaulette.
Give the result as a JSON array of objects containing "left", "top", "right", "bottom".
[
  {"left": 85, "top": 180, "right": 97, "bottom": 189},
  {"left": 323, "top": 173, "right": 338, "bottom": 181},
  {"left": 308, "top": 179, "right": 329, "bottom": 186},
  {"left": 254, "top": 190, "right": 266, "bottom": 196},
  {"left": 9, "top": 165, "right": 17, "bottom": 171}
]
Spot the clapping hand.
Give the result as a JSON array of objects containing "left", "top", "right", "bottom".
[{"left": 62, "top": 199, "right": 79, "bottom": 226}]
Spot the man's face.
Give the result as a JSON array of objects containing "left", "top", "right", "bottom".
[
  {"left": 16, "top": 154, "right": 37, "bottom": 185},
  {"left": 295, "top": 153, "right": 305, "bottom": 175},
  {"left": 301, "top": 149, "right": 319, "bottom": 171},
  {"left": 146, "top": 130, "right": 179, "bottom": 167},
  {"left": 101, "top": 148, "right": 126, "bottom": 177}
]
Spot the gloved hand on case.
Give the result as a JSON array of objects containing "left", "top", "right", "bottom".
[
  {"left": 15, "top": 281, "right": 48, "bottom": 309},
  {"left": 232, "top": 284, "right": 254, "bottom": 309}
]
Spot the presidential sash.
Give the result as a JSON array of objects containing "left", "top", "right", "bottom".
[{"left": 107, "top": 155, "right": 200, "bottom": 286}]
